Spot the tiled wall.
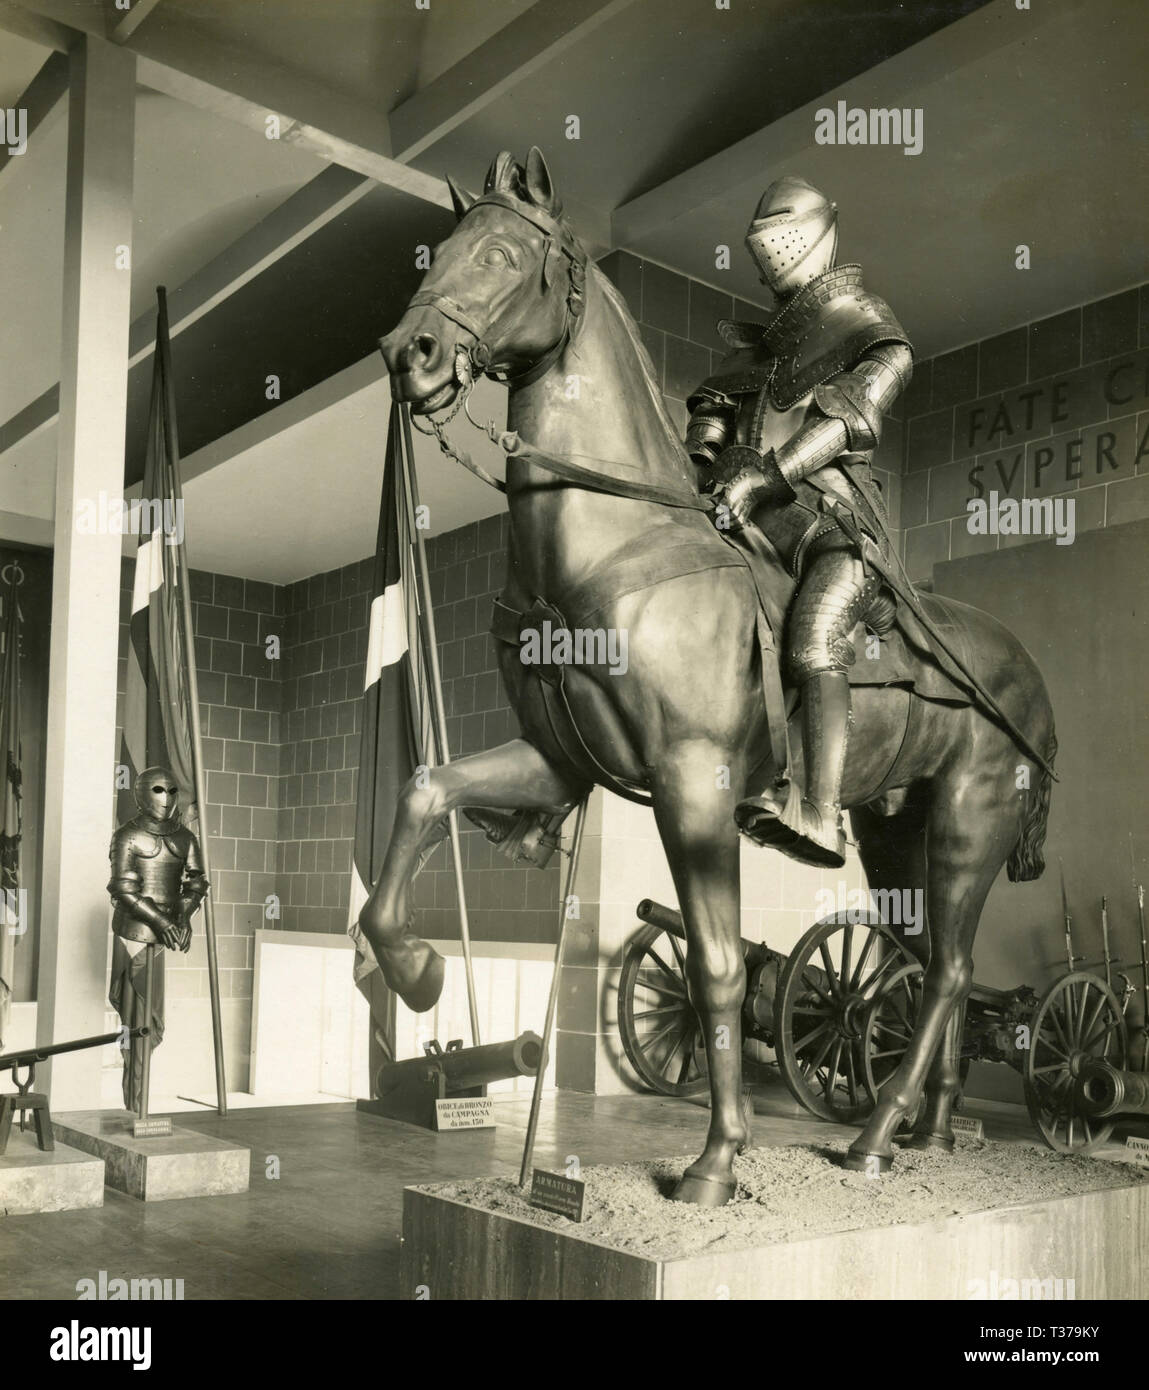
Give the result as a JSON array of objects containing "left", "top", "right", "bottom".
[
  {"left": 900, "top": 284, "right": 1149, "bottom": 580},
  {"left": 276, "top": 560, "right": 369, "bottom": 935}
]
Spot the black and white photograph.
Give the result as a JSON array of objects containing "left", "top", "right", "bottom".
[{"left": 0, "top": 0, "right": 1146, "bottom": 1342}]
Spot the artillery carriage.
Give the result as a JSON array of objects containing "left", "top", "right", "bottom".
[{"left": 620, "top": 892, "right": 1149, "bottom": 1155}]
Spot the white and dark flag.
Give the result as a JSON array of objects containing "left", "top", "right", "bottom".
[
  {"left": 348, "top": 402, "right": 434, "bottom": 1064},
  {"left": 0, "top": 575, "right": 22, "bottom": 1046},
  {"left": 118, "top": 295, "right": 196, "bottom": 826}
]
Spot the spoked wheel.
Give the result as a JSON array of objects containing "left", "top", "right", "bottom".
[
  {"left": 618, "top": 920, "right": 708, "bottom": 1098},
  {"left": 862, "top": 960, "right": 924, "bottom": 1104},
  {"left": 1024, "top": 971, "right": 1126, "bottom": 1153},
  {"left": 774, "top": 913, "right": 920, "bottom": 1123}
]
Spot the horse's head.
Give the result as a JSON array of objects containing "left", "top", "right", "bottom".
[{"left": 381, "top": 147, "right": 586, "bottom": 413}]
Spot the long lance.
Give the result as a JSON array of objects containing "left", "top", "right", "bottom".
[
  {"left": 1131, "top": 836, "right": 1149, "bottom": 1068},
  {"left": 1058, "top": 858, "right": 1076, "bottom": 973},
  {"left": 863, "top": 536, "right": 1057, "bottom": 780},
  {"left": 813, "top": 490, "right": 1057, "bottom": 780},
  {"left": 1100, "top": 896, "right": 1112, "bottom": 992},
  {"left": 520, "top": 796, "right": 589, "bottom": 1189}
]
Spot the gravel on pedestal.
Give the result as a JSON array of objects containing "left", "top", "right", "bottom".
[{"left": 422, "top": 1137, "right": 1149, "bottom": 1262}]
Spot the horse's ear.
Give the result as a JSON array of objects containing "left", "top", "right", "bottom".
[
  {"left": 446, "top": 174, "right": 476, "bottom": 221},
  {"left": 525, "top": 146, "right": 560, "bottom": 214},
  {"left": 484, "top": 151, "right": 519, "bottom": 196}
]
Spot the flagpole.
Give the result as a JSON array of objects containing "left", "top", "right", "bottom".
[
  {"left": 156, "top": 287, "right": 228, "bottom": 1117},
  {"left": 396, "top": 403, "right": 482, "bottom": 1047},
  {"left": 520, "top": 795, "right": 588, "bottom": 1188}
]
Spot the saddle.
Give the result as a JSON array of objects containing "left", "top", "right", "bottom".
[{"left": 487, "top": 513, "right": 982, "bottom": 817}]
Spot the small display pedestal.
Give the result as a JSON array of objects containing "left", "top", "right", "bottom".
[
  {"left": 0, "top": 1128, "right": 105, "bottom": 1216},
  {"left": 52, "top": 1110, "right": 250, "bottom": 1202}
]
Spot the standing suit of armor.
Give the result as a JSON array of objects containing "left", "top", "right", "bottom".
[
  {"left": 107, "top": 766, "right": 206, "bottom": 1111},
  {"left": 685, "top": 177, "right": 913, "bottom": 867}
]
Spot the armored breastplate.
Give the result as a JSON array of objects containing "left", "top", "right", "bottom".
[
  {"left": 689, "top": 265, "right": 910, "bottom": 419},
  {"left": 759, "top": 265, "right": 910, "bottom": 408},
  {"left": 128, "top": 833, "right": 188, "bottom": 906}
]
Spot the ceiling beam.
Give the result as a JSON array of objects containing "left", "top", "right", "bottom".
[
  {"left": 0, "top": 164, "right": 376, "bottom": 457},
  {"left": 0, "top": 0, "right": 453, "bottom": 207},
  {"left": 108, "top": 0, "right": 164, "bottom": 44},
  {"left": 0, "top": 48, "right": 67, "bottom": 188},
  {"left": 390, "top": 0, "right": 639, "bottom": 162},
  {"left": 0, "top": 0, "right": 71, "bottom": 48},
  {"left": 612, "top": 0, "right": 1083, "bottom": 247}
]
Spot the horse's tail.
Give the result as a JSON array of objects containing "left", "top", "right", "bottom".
[{"left": 1007, "top": 728, "right": 1057, "bottom": 883}]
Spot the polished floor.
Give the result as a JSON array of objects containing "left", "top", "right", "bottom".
[{"left": 0, "top": 1084, "right": 1050, "bottom": 1300}]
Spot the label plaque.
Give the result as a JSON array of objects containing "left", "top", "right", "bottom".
[
  {"left": 528, "top": 1169, "right": 585, "bottom": 1221},
  {"left": 434, "top": 1097, "right": 495, "bottom": 1131}
]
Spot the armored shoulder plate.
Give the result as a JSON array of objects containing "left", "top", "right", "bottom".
[
  {"left": 686, "top": 341, "right": 773, "bottom": 415},
  {"left": 760, "top": 265, "right": 911, "bottom": 410}
]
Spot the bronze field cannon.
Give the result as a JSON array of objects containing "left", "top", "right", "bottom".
[{"left": 363, "top": 1031, "right": 543, "bottom": 1130}]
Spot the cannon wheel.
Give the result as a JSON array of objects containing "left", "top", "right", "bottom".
[
  {"left": 618, "top": 920, "right": 708, "bottom": 1098},
  {"left": 1023, "top": 970, "right": 1126, "bottom": 1154},
  {"left": 774, "top": 913, "right": 920, "bottom": 1124},
  {"left": 861, "top": 960, "right": 923, "bottom": 1104}
]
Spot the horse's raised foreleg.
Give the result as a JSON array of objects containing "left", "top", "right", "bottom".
[
  {"left": 651, "top": 739, "right": 748, "bottom": 1206},
  {"left": 359, "top": 738, "right": 583, "bottom": 1011},
  {"left": 845, "top": 776, "right": 1011, "bottom": 1170}
]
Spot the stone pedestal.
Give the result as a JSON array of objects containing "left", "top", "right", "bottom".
[
  {"left": 0, "top": 1129, "right": 105, "bottom": 1216},
  {"left": 52, "top": 1110, "right": 250, "bottom": 1202},
  {"left": 402, "top": 1180, "right": 1149, "bottom": 1300}
]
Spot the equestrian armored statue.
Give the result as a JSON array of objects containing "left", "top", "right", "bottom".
[
  {"left": 107, "top": 766, "right": 207, "bottom": 1110},
  {"left": 686, "top": 176, "right": 913, "bottom": 870}
]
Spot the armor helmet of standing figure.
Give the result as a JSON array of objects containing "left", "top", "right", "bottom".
[
  {"left": 133, "top": 766, "right": 180, "bottom": 822},
  {"left": 744, "top": 176, "right": 838, "bottom": 298}
]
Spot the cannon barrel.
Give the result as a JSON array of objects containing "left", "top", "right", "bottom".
[
  {"left": 376, "top": 1031, "right": 543, "bottom": 1099},
  {"left": 636, "top": 899, "right": 685, "bottom": 939},
  {"left": 1075, "top": 1059, "right": 1149, "bottom": 1118},
  {"left": 0, "top": 1027, "right": 148, "bottom": 1071},
  {"left": 637, "top": 899, "right": 772, "bottom": 961}
]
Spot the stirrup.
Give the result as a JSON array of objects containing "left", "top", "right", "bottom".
[{"left": 736, "top": 787, "right": 846, "bottom": 869}]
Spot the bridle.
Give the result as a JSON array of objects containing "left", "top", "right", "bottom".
[
  {"left": 407, "top": 191, "right": 586, "bottom": 389},
  {"left": 396, "top": 193, "right": 709, "bottom": 514}
]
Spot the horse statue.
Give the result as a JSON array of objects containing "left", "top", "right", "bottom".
[{"left": 363, "top": 147, "right": 1056, "bottom": 1206}]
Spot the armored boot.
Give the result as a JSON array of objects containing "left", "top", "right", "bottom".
[{"left": 736, "top": 670, "right": 850, "bottom": 868}]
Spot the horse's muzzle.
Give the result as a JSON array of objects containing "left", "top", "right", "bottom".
[{"left": 380, "top": 305, "right": 465, "bottom": 414}]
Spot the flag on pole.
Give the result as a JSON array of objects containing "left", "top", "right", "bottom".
[
  {"left": 117, "top": 323, "right": 196, "bottom": 827},
  {"left": 348, "top": 402, "right": 435, "bottom": 1066},
  {"left": 112, "top": 292, "right": 199, "bottom": 1108},
  {"left": 0, "top": 572, "right": 23, "bottom": 1047}
]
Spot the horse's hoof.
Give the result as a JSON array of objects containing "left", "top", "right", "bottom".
[
  {"left": 379, "top": 936, "right": 445, "bottom": 1013},
  {"left": 671, "top": 1171, "right": 737, "bottom": 1207},
  {"left": 899, "top": 1130, "right": 955, "bottom": 1153},
  {"left": 842, "top": 1149, "right": 894, "bottom": 1174}
]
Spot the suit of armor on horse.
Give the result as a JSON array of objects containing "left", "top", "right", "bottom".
[{"left": 685, "top": 176, "right": 912, "bottom": 870}]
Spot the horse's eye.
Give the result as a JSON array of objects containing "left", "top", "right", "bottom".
[{"left": 481, "top": 246, "right": 512, "bottom": 268}]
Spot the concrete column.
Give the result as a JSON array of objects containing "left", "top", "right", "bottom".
[{"left": 36, "top": 36, "right": 135, "bottom": 1108}]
